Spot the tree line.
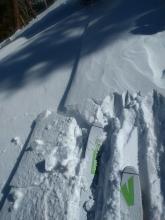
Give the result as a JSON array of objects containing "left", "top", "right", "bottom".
[
  {"left": 0, "top": 0, "right": 55, "bottom": 42},
  {"left": 0, "top": 0, "right": 97, "bottom": 43}
]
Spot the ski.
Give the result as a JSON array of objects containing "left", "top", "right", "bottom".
[
  {"left": 80, "top": 124, "right": 105, "bottom": 219},
  {"left": 120, "top": 166, "right": 143, "bottom": 220}
]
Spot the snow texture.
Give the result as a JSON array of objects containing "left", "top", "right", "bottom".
[
  {"left": 0, "top": 0, "right": 165, "bottom": 219},
  {"left": 1, "top": 92, "right": 165, "bottom": 220}
]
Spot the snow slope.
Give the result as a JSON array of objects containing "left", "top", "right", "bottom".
[
  {"left": 64, "top": 0, "right": 165, "bottom": 114},
  {"left": 0, "top": 0, "right": 87, "bottom": 200},
  {"left": 0, "top": 0, "right": 165, "bottom": 219}
]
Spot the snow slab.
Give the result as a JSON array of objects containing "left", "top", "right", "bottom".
[{"left": 0, "top": 112, "right": 83, "bottom": 220}]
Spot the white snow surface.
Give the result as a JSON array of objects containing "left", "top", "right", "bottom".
[
  {"left": 0, "top": 0, "right": 86, "bottom": 199},
  {"left": 0, "top": 0, "right": 165, "bottom": 219}
]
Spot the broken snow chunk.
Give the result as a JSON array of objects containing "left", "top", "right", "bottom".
[
  {"left": 132, "top": 92, "right": 139, "bottom": 99},
  {"left": 101, "top": 95, "right": 114, "bottom": 118},
  {"left": 11, "top": 137, "right": 22, "bottom": 147},
  {"left": 34, "top": 139, "right": 44, "bottom": 145},
  {"left": 44, "top": 117, "right": 82, "bottom": 178},
  {"left": 95, "top": 95, "right": 115, "bottom": 126},
  {"left": 124, "top": 92, "right": 139, "bottom": 108},
  {"left": 84, "top": 197, "right": 95, "bottom": 212},
  {"left": 95, "top": 106, "right": 107, "bottom": 126},
  {"left": 30, "top": 139, "right": 44, "bottom": 152},
  {"left": 45, "top": 149, "right": 57, "bottom": 172},
  {"left": 134, "top": 101, "right": 140, "bottom": 111},
  {"left": 74, "top": 124, "right": 82, "bottom": 138},
  {"left": 135, "top": 92, "right": 143, "bottom": 103},
  {"left": 9, "top": 187, "right": 24, "bottom": 211},
  {"left": 43, "top": 110, "right": 52, "bottom": 118},
  {"left": 82, "top": 98, "right": 99, "bottom": 123},
  {"left": 36, "top": 110, "right": 52, "bottom": 122}
]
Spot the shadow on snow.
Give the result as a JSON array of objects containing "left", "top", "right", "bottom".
[{"left": 0, "top": 0, "right": 164, "bottom": 93}]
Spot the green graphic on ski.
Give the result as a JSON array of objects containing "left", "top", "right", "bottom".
[
  {"left": 121, "top": 176, "right": 134, "bottom": 206},
  {"left": 91, "top": 139, "right": 101, "bottom": 174},
  {"left": 120, "top": 166, "right": 143, "bottom": 220}
]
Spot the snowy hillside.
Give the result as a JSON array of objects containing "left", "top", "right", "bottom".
[{"left": 0, "top": 0, "right": 165, "bottom": 219}]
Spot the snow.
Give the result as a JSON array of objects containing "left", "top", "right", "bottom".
[
  {"left": 11, "top": 137, "right": 22, "bottom": 148},
  {"left": 0, "top": 0, "right": 86, "bottom": 199},
  {"left": 0, "top": 0, "right": 165, "bottom": 219},
  {"left": 45, "top": 148, "right": 57, "bottom": 171},
  {"left": 0, "top": 38, "right": 27, "bottom": 61},
  {"left": 9, "top": 187, "right": 24, "bottom": 211},
  {"left": 141, "top": 93, "right": 163, "bottom": 219},
  {"left": 0, "top": 112, "right": 83, "bottom": 220}
]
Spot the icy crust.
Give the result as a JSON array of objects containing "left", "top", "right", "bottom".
[{"left": 0, "top": 112, "right": 83, "bottom": 220}]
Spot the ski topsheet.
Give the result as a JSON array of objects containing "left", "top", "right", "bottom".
[
  {"left": 80, "top": 124, "right": 105, "bottom": 220},
  {"left": 120, "top": 166, "right": 143, "bottom": 220}
]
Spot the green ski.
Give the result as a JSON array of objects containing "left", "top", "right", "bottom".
[{"left": 120, "top": 166, "right": 143, "bottom": 220}]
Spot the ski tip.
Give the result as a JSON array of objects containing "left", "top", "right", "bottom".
[{"left": 122, "top": 166, "right": 138, "bottom": 175}]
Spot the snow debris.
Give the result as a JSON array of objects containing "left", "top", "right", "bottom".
[
  {"left": 45, "top": 117, "right": 82, "bottom": 178},
  {"left": 100, "top": 95, "right": 115, "bottom": 118},
  {"left": 95, "top": 95, "right": 115, "bottom": 126},
  {"left": 30, "top": 139, "right": 45, "bottom": 153},
  {"left": 36, "top": 110, "right": 52, "bottom": 122},
  {"left": 82, "top": 99, "right": 99, "bottom": 124},
  {"left": 43, "top": 110, "right": 52, "bottom": 119},
  {"left": 84, "top": 197, "right": 94, "bottom": 212},
  {"left": 9, "top": 188, "right": 24, "bottom": 211},
  {"left": 34, "top": 139, "right": 44, "bottom": 145},
  {"left": 11, "top": 137, "right": 22, "bottom": 148},
  {"left": 45, "top": 148, "right": 57, "bottom": 172}
]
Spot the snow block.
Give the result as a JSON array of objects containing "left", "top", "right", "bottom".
[{"left": 0, "top": 112, "right": 83, "bottom": 220}]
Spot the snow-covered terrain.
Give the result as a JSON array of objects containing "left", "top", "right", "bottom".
[
  {"left": 0, "top": 0, "right": 85, "bottom": 201},
  {"left": 0, "top": 0, "right": 165, "bottom": 219}
]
